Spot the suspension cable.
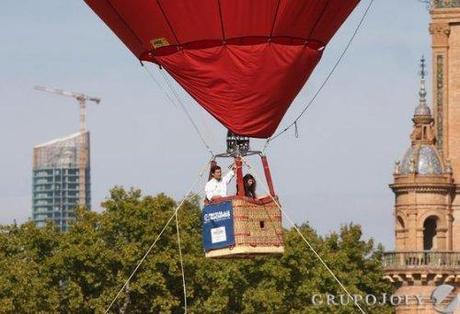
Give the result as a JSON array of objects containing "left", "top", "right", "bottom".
[
  {"left": 158, "top": 68, "right": 215, "bottom": 157},
  {"left": 160, "top": 71, "right": 218, "bottom": 151},
  {"left": 241, "top": 157, "right": 367, "bottom": 314},
  {"left": 142, "top": 64, "right": 215, "bottom": 157},
  {"left": 175, "top": 211, "right": 188, "bottom": 313},
  {"left": 142, "top": 64, "right": 179, "bottom": 109},
  {"left": 104, "top": 160, "right": 211, "bottom": 313},
  {"left": 263, "top": 0, "right": 375, "bottom": 152}
]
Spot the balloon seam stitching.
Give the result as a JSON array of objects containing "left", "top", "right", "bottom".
[
  {"left": 216, "top": 0, "right": 226, "bottom": 41},
  {"left": 156, "top": 0, "right": 182, "bottom": 46},
  {"left": 307, "top": 0, "right": 332, "bottom": 39},
  {"left": 143, "top": 36, "right": 325, "bottom": 59},
  {"left": 269, "top": 0, "right": 282, "bottom": 39},
  {"left": 105, "top": 0, "right": 144, "bottom": 49}
]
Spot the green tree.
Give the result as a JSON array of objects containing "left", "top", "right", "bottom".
[
  {"left": 0, "top": 187, "right": 394, "bottom": 313},
  {"left": 0, "top": 222, "right": 60, "bottom": 313}
]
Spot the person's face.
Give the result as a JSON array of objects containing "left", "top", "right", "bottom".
[
  {"left": 247, "top": 178, "right": 254, "bottom": 186},
  {"left": 213, "top": 169, "right": 222, "bottom": 180}
]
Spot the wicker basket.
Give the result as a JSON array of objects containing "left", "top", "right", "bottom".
[{"left": 204, "top": 196, "right": 284, "bottom": 258}]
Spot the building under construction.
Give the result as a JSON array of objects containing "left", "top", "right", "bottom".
[
  {"left": 32, "top": 131, "right": 91, "bottom": 231},
  {"left": 32, "top": 86, "right": 99, "bottom": 231}
]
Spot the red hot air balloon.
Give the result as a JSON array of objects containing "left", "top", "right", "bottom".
[
  {"left": 84, "top": 1, "right": 360, "bottom": 259},
  {"left": 84, "top": 0, "right": 359, "bottom": 138}
]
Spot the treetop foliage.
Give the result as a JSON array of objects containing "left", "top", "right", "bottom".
[{"left": 0, "top": 187, "right": 393, "bottom": 313}]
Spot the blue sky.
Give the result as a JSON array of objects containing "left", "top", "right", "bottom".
[{"left": 0, "top": 1, "right": 430, "bottom": 249}]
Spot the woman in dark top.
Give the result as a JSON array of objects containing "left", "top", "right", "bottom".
[{"left": 243, "top": 174, "right": 256, "bottom": 199}]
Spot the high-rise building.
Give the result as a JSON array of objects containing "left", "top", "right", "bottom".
[
  {"left": 32, "top": 131, "right": 90, "bottom": 231},
  {"left": 384, "top": 2, "right": 460, "bottom": 313}
]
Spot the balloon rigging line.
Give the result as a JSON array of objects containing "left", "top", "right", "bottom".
[
  {"left": 159, "top": 69, "right": 216, "bottom": 154},
  {"left": 104, "top": 160, "right": 211, "bottom": 314},
  {"left": 175, "top": 211, "right": 188, "bottom": 313},
  {"left": 131, "top": 3, "right": 374, "bottom": 308},
  {"left": 242, "top": 157, "right": 368, "bottom": 314},
  {"left": 142, "top": 64, "right": 215, "bottom": 157},
  {"left": 158, "top": 69, "right": 217, "bottom": 156},
  {"left": 263, "top": 0, "right": 375, "bottom": 152},
  {"left": 142, "top": 62, "right": 180, "bottom": 110}
]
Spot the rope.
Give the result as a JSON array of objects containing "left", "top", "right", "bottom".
[
  {"left": 175, "top": 211, "right": 188, "bottom": 313},
  {"left": 142, "top": 64, "right": 215, "bottom": 157},
  {"left": 104, "top": 160, "right": 210, "bottom": 313},
  {"left": 142, "top": 64, "right": 179, "bottom": 109},
  {"left": 263, "top": 0, "right": 375, "bottom": 152},
  {"left": 241, "top": 157, "right": 367, "bottom": 314},
  {"left": 158, "top": 69, "right": 216, "bottom": 157},
  {"left": 161, "top": 71, "right": 215, "bottom": 146}
]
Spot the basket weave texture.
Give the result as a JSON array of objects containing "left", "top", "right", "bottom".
[{"left": 231, "top": 198, "right": 283, "bottom": 247}]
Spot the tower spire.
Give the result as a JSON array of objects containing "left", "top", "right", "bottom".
[
  {"left": 419, "top": 56, "right": 428, "bottom": 107},
  {"left": 414, "top": 56, "right": 431, "bottom": 117}
]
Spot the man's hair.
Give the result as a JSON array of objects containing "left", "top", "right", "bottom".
[{"left": 210, "top": 165, "right": 221, "bottom": 174}]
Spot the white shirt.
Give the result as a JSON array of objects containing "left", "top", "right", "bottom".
[{"left": 205, "top": 170, "right": 234, "bottom": 200}]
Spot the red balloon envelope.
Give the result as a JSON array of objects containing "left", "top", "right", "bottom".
[{"left": 84, "top": 0, "right": 359, "bottom": 138}]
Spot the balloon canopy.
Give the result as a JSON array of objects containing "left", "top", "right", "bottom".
[{"left": 85, "top": 0, "right": 359, "bottom": 138}]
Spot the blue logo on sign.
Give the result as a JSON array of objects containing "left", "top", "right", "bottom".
[
  {"left": 202, "top": 201, "right": 235, "bottom": 251},
  {"left": 203, "top": 210, "right": 231, "bottom": 224}
]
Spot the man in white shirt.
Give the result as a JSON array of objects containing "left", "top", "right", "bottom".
[{"left": 205, "top": 164, "right": 235, "bottom": 201}]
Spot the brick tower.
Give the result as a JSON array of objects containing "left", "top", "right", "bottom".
[
  {"left": 384, "top": 56, "right": 456, "bottom": 312},
  {"left": 383, "top": 1, "right": 460, "bottom": 311},
  {"left": 430, "top": 0, "right": 460, "bottom": 247}
]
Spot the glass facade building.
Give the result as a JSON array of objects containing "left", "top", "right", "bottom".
[{"left": 32, "top": 132, "right": 91, "bottom": 231}]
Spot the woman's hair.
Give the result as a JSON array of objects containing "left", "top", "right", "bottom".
[{"left": 243, "top": 174, "right": 256, "bottom": 198}]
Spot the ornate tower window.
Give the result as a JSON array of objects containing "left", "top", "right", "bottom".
[{"left": 423, "top": 216, "right": 438, "bottom": 251}]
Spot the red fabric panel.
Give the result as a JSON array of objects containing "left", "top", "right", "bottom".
[
  {"left": 160, "top": 0, "right": 222, "bottom": 43},
  {"left": 84, "top": 0, "right": 359, "bottom": 137},
  {"left": 85, "top": 0, "right": 359, "bottom": 54},
  {"left": 273, "top": 0, "right": 330, "bottom": 39},
  {"left": 157, "top": 43, "right": 321, "bottom": 138},
  {"left": 220, "top": 0, "right": 279, "bottom": 38},
  {"left": 310, "top": 0, "right": 361, "bottom": 42},
  {"left": 109, "top": 0, "right": 178, "bottom": 47},
  {"left": 84, "top": 0, "right": 145, "bottom": 57}
]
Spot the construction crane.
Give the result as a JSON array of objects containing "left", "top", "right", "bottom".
[
  {"left": 34, "top": 85, "right": 101, "bottom": 208},
  {"left": 34, "top": 85, "right": 101, "bottom": 132}
]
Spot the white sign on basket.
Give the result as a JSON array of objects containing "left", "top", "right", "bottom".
[{"left": 211, "top": 226, "right": 227, "bottom": 243}]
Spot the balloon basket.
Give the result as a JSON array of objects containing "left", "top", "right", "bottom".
[{"left": 202, "top": 196, "right": 284, "bottom": 259}]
